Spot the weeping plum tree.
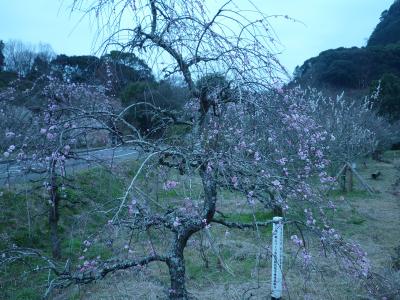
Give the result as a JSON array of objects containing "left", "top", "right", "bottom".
[
  {"left": 294, "top": 87, "right": 399, "bottom": 191},
  {"left": 0, "top": 76, "right": 119, "bottom": 258},
  {"left": 48, "top": 0, "right": 370, "bottom": 298},
  {"left": 1, "top": 1, "right": 373, "bottom": 299}
]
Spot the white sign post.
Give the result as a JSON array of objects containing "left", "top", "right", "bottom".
[{"left": 271, "top": 216, "right": 283, "bottom": 300}]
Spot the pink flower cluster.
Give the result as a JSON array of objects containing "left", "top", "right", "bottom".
[{"left": 163, "top": 180, "right": 179, "bottom": 190}]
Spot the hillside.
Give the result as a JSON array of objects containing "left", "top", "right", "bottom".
[
  {"left": 368, "top": 0, "right": 400, "bottom": 47},
  {"left": 293, "top": 44, "right": 400, "bottom": 90},
  {"left": 292, "top": 0, "right": 400, "bottom": 93}
]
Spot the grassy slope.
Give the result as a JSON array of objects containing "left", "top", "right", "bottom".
[{"left": 1, "top": 153, "right": 400, "bottom": 299}]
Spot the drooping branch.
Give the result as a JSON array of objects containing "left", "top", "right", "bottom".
[
  {"left": 59, "top": 254, "right": 168, "bottom": 285},
  {"left": 0, "top": 247, "right": 167, "bottom": 292}
]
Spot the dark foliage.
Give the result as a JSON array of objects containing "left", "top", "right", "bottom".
[
  {"left": 370, "top": 73, "right": 400, "bottom": 122},
  {"left": 120, "top": 79, "right": 188, "bottom": 134},
  {"left": 0, "top": 71, "right": 17, "bottom": 89},
  {"left": 49, "top": 53, "right": 154, "bottom": 94},
  {"left": 293, "top": 1, "right": 400, "bottom": 93},
  {"left": 294, "top": 44, "right": 400, "bottom": 89},
  {"left": 0, "top": 40, "right": 4, "bottom": 71},
  {"left": 27, "top": 56, "right": 51, "bottom": 80},
  {"left": 368, "top": 0, "right": 400, "bottom": 47}
]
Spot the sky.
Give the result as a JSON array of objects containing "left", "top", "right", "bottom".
[{"left": 0, "top": 0, "right": 394, "bottom": 75}]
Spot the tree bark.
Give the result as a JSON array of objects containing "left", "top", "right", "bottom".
[
  {"left": 273, "top": 205, "right": 283, "bottom": 217},
  {"left": 165, "top": 167, "right": 217, "bottom": 299},
  {"left": 49, "top": 169, "right": 61, "bottom": 259},
  {"left": 167, "top": 246, "right": 188, "bottom": 300},
  {"left": 49, "top": 192, "right": 61, "bottom": 259},
  {"left": 341, "top": 165, "right": 347, "bottom": 192}
]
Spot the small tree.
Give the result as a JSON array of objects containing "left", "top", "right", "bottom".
[
  {"left": 295, "top": 87, "right": 393, "bottom": 191},
  {"left": 0, "top": 76, "right": 118, "bottom": 258}
]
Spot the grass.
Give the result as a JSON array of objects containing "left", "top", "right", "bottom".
[
  {"left": 0, "top": 165, "right": 127, "bottom": 299},
  {"left": 328, "top": 189, "right": 371, "bottom": 199},
  {"left": 0, "top": 256, "right": 50, "bottom": 300},
  {"left": 224, "top": 211, "right": 274, "bottom": 223}
]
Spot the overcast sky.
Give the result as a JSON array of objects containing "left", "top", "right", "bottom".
[{"left": 0, "top": 0, "right": 394, "bottom": 75}]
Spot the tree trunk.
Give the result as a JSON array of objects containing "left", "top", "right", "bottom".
[
  {"left": 269, "top": 193, "right": 282, "bottom": 217},
  {"left": 273, "top": 205, "right": 283, "bottom": 217},
  {"left": 49, "top": 171, "right": 61, "bottom": 259},
  {"left": 165, "top": 167, "right": 217, "bottom": 299},
  {"left": 49, "top": 203, "right": 61, "bottom": 259},
  {"left": 167, "top": 249, "right": 188, "bottom": 300}
]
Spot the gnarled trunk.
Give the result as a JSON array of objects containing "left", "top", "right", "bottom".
[
  {"left": 166, "top": 168, "right": 217, "bottom": 299},
  {"left": 167, "top": 243, "right": 188, "bottom": 300}
]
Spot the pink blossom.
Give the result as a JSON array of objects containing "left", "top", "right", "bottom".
[
  {"left": 3, "top": 152, "right": 10, "bottom": 158},
  {"left": 271, "top": 179, "right": 281, "bottom": 188},
  {"left": 290, "top": 235, "right": 303, "bottom": 247},
  {"left": 327, "top": 201, "right": 336, "bottom": 210},
  {"left": 128, "top": 198, "right": 138, "bottom": 215},
  {"left": 231, "top": 176, "right": 238, "bottom": 188},
  {"left": 277, "top": 157, "right": 287, "bottom": 165},
  {"left": 173, "top": 217, "right": 181, "bottom": 227},
  {"left": 163, "top": 180, "right": 179, "bottom": 190},
  {"left": 301, "top": 250, "right": 312, "bottom": 265}
]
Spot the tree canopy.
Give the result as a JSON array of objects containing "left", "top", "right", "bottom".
[{"left": 368, "top": 0, "right": 400, "bottom": 47}]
